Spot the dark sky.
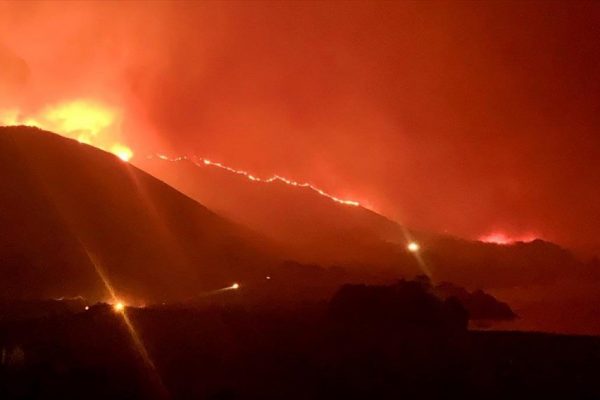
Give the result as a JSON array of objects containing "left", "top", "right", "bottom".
[{"left": 1, "top": 1, "right": 599, "bottom": 253}]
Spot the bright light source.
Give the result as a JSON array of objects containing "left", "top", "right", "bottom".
[
  {"left": 117, "top": 152, "right": 131, "bottom": 162},
  {"left": 113, "top": 302, "right": 125, "bottom": 312},
  {"left": 407, "top": 242, "right": 420, "bottom": 252},
  {"left": 84, "top": 306, "right": 89, "bottom": 311},
  {"left": 231, "top": 283, "right": 240, "bottom": 289},
  {"left": 266, "top": 276, "right": 271, "bottom": 280}
]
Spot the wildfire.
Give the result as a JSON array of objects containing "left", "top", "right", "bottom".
[
  {"left": 152, "top": 154, "right": 361, "bottom": 207},
  {"left": 3, "top": 101, "right": 546, "bottom": 250},
  {"left": 42, "top": 100, "right": 113, "bottom": 143},
  {"left": 0, "top": 100, "right": 133, "bottom": 162},
  {"left": 479, "top": 232, "right": 538, "bottom": 245},
  {"left": 3, "top": 100, "right": 361, "bottom": 205}
]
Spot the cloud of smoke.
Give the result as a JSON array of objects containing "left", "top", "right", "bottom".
[{"left": 1, "top": 1, "right": 599, "bottom": 253}]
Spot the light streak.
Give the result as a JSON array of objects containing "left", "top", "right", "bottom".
[
  {"left": 53, "top": 295, "right": 85, "bottom": 301},
  {"left": 209, "top": 282, "right": 242, "bottom": 294},
  {"left": 150, "top": 154, "right": 360, "bottom": 207},
  {"left": 183, "top": 283, "right": 243, "bottom": 303},
  {"left": 81, "top": 250, "right": 169, "bottom": 399}
]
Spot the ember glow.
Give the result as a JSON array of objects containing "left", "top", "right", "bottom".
[
  {"left": 153, "top": 154, "right": 361, "bottom": 207},
  {"left": 479, "top": 232, "right": 538, "bottom": 245},
  {"left": 111, "top": 144, "right": 133, "bottom": 162},
  {"left": 0, "top": 100, "right": 133, "bottom": 162}
]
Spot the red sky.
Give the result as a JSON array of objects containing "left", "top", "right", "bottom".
[{"left": 1, "top": 1, "right": 599, "bottom": 254}]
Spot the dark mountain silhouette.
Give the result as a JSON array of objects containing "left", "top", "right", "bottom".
[
  {"left": 0, "top": 126, "right": 277, "bottom": 303},
  {"left": 329, "top": 279, "right": 469, "bottom": 333},
  {"left": 329, "top": 277, "right": 515, "bottom": 331},
  {"left": 434, "top": 281, "right": 516, "bottom": 321},
  {"left": 425, "top": 236, "right": 584, "bottom": 289}
]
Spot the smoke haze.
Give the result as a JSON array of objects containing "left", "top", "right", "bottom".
[{"left": 1, "top": 1, "right": 599, "bottom": 253}]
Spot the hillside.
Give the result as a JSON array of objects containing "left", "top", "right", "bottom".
[
  {"left": 138, "top": 156, "right": 417, "bottom": 269},
  {"left": 0, "top": 126, "right": 276, "bottom": 303}
]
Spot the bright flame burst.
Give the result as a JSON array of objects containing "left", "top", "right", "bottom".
[
  {"left": 153, "top": 154, "right": 361, "bottom": 207},
  {"left": 0, "top": 100, "right": 133, "bottom": 162},
  {"left": 111, "top": 144, "right": 133, "bottom": 162}
]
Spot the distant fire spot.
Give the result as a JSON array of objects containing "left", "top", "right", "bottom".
[{"left": 479, "top": 232, "right": 538, "bottom": 245}]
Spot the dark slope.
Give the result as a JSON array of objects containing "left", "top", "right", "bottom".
[{"left": 0, "top": 126, "right": 276, "bottom": 302}]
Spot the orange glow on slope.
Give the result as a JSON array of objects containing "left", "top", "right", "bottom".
[
  {"left": 111, "top": 144, "right": 133, "bottom": 162},
  {"left": 151, "top": 154, "right": 361, "bottom": 207},
  {"left": 479, "top": 232, "right": 538, "bottom": 245},
  {"left": 0, "top": 100, "right": 133, "bottom": 162},
  {"left": 42, "top": 100, "right": 113, "bottom": 143}
]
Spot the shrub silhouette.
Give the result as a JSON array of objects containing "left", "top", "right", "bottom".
[{"left": 329, "top": 279, "right": 469, "bottom": 333}]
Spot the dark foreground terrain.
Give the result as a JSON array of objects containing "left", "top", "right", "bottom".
[{"left": 1, "top": 299, "right": 598, "bottom": 400}]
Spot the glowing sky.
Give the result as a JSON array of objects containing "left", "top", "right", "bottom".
[
  {"left": 1, "top": 1, "right": 599, "bottom": 253},
  {"left": 0, "top": 100, "right": 133, "bottom": 161}
]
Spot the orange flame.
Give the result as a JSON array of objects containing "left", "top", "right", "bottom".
[
  {"left": 152, "top": 154, "right": 361, "bottom": 207},
  {"left": 110, "top": 144, "right": 133, "bottom": 162},
  {"left": 0, "top": 100, "right": 133, "bottom": 162}
]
